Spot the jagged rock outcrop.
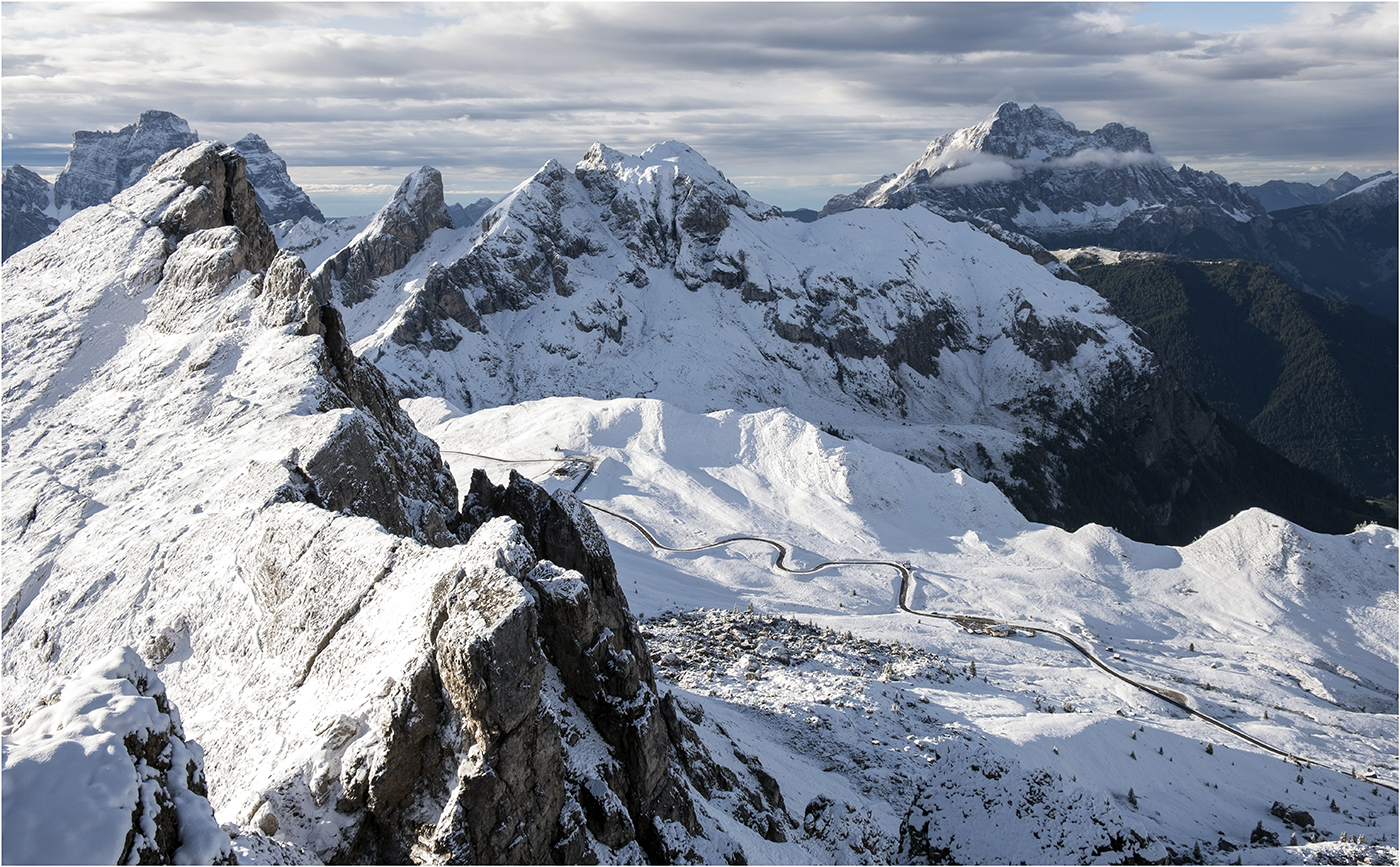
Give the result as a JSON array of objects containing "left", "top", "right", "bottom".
[
  {"left": 309, "top": 167, "right": 453, "bottom": 306},
  {"left": 1, "top": 648, "right": 234, "bottom": 865},
  {"left": 328, "top": 472, "right": 737, "bottom": 865},
  {"left": 1, "top": 165, "right": 60, "bottom": 261},
  {"left": 52, "top": 109, "right": 199, "bottom": 212},
  {"left": 233, "top": 134, "right": 325, "bottom": 224}
]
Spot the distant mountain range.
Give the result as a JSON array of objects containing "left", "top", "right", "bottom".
[
  {"left": 825, "top": 102, "right": 1397, "bottom": 320},
  {"left": 1245, "top": 172, "right": 1370, "bottom": 212},
  {"left": 2, "top": 110, "right": 323, "bottom": 261}
]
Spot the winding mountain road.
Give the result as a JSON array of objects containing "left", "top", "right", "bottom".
[
  {"left": 584, "top": 501, "right": 1397, "bottom": 793},
  {"left": 438, "top": 450, "right": 1395, "bottom": 791}
]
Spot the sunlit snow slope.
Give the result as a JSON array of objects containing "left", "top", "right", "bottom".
[{"left": 410, "top": 394, "right": 1400, "bottom": 863}]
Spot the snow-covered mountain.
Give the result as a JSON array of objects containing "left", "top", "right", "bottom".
[
  {"left": 1, "top": 111, "right": 324, "bottom": 261},
  {"left": 306, "top": 139, "right": 1378, "bottom": 544},
  {"left": 52, "top": 109, "right": 199, "bottom": 213},
  {"left": 447, "top": 196, "right": 496, "bottom": 229},
  {"left": 0, "top": 165, "right": 60, "bottom": 261},
  {"left": 2, "top": 137, "right": 1395, "bottom": 865},
  {"left": 827, "top": 102, "right": 1398, "bottom": 323},
  {"left": 233, "top": 133, "right": 325, "bottom": 224},
  {"left": 824, "top": 103, "right": 1264, "bottom": 250}
]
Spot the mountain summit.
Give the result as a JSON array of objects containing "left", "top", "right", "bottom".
[{"left": 826, "top": 102, "right": 1263, "bottom": 250}]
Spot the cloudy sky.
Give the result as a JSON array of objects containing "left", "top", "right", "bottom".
[{"left": 3, "top": 2, "right": 1396, "bottom": 215}]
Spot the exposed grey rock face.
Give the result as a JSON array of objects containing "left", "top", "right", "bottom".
[
  {"left": 0, "top": 648, "right": 234, "bottom": 865},
  {"left": 1, "top": 165, "right": 59, "bottom": 261},
  {"left": 309, "top": 166, "right": 452, "bottom": 306},
  {"left": 233, "top": 133, "right": 325, "bottom": 224},
  {"left": 53, "top": 109, "right": 198, "bottom": 212},
  {"left": 330, "top": 472, "right": 745, "bottom": 865}
]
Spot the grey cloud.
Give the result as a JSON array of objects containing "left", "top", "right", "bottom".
[{"left": 1, "top": 1, "right": 1392, "bottom": 206}]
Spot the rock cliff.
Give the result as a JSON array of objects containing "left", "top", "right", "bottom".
[
  {"left": 52, "top": 109, "right": 199, "bottom": 213},
  {"left": 233, "top": 133, "right": 325, "bottom": 225},
  {"left": 1, "top": 165, "right": 59, "bottom": 261}
]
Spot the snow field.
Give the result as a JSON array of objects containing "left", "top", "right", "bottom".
[{"left": 409, "top": 394, "right": 1399, "bottom": 860}]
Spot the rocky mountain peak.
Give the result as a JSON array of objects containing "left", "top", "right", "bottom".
[
  {"left": 309, "top": 165, "right": 452, "bottom": 306},
  {"left": 53, "top": 109, "right": 199, "bottom": 212},
  {"left": 576, "top": 139, "right": 781, "bottom": 222},
  {"left": 912, "top": 102, "right": 1155, "bottom": 173},
  {"left": 232, "top": 133, "right": 325, "bottom": 224},
  {"left": 1, "top": 166, "right": 59, "bottom": 261}
]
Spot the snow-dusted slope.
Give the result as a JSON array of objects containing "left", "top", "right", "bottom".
[{"left": 411, "top": 394, "right": 1400, "bottom": 863}]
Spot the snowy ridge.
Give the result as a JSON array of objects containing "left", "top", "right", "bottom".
[{"left": 1335, "top": 171, "right": 1397, "bottom": 202}]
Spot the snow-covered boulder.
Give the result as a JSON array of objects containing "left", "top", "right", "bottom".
[{"left": 1, "top": 648, "right": 233, "bottom": 865}]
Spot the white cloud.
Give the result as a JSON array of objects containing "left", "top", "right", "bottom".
[
  {"left": 1044, "top": 148, "right": 1168, "bottom": 171},
  {"left": 930, "top": 159, "right": 1023, "bottom": 188}
]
